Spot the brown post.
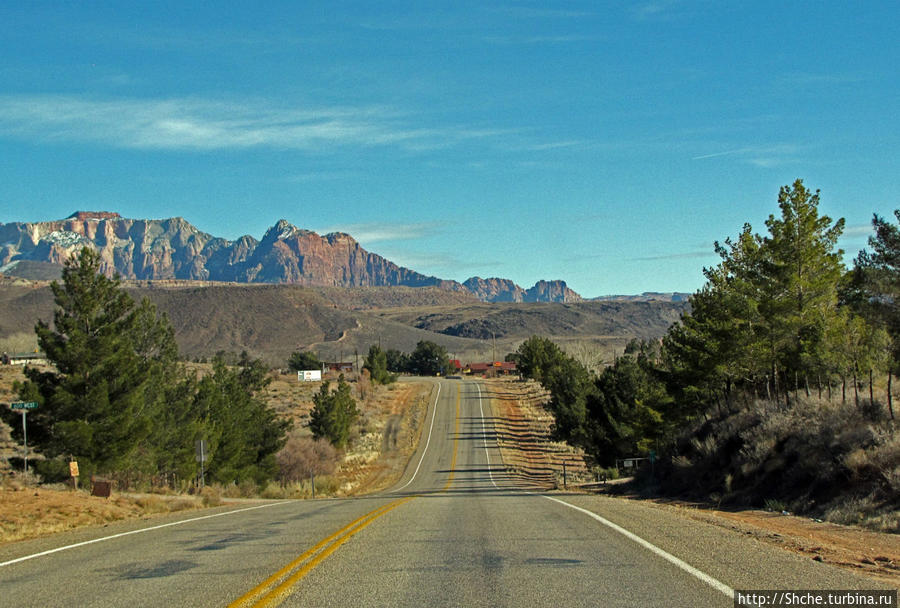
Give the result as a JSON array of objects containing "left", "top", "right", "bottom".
[
  {"left": 869, "top": 369, "right": 875, "bottom": 405},
  {"left": 888, "top": 371, "right": 895, "bottom": 420}
]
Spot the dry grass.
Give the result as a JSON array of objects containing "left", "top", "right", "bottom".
[
  {"left": 485, "top": 377, "right": 590, "bottom": 488},
  {"left": 0, "top": 480, "right": 208, "bottom": 545}
]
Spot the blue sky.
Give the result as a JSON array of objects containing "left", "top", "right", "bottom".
[{"left": 1, "top": 2, "right": 897, "bottom": 297}]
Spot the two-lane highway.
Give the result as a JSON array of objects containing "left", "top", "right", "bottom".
[{"left": 1, "top": 379, "right": 892, "bottom": 607}]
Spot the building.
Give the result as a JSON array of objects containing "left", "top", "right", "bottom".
[
  {"left": 463, "top": 361, "right": 517, "bottom": 377},
  {"left": 1, "top": 352, "right": 48, "bottom": 366}
]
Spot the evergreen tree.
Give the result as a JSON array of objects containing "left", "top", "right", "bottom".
[
  {"left": 198, "top": 354, "right": 290, "bottom": 485},
  {"left": 409, "top": 341, "right": 450, "bottom": 376},
  {"left": 309, "top": 375, "right": 359, "bottom": 448},
  {"left": 761, "top": 180, "right": 845, "bottom": 387},
  {"left": 385, "top": 349, "right": 411, "bottom": 373},
  {"left": 851, "top": 209, "right": 900, "bottom": 365},
  {"left": 288, "top": 351, "right": 321, "bottom": 372},
  {"left": 516, "top": 335, "right": 566, "bottom": 383},
  {"left": 9, "top": 248, "right": 170, "bottom": 477},
  {"left": 363, "top": 344, "right": 395, "bottom": 384}
]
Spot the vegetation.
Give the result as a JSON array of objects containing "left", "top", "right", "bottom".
[
  {"left": 1, "top": 248, "right": 289, "bottom": 488},
  {"left": 288, "top": 350, "right": 321, "bottom": 372},
  {"left": 363, "top": 345, "right": 395, "bottom": 384},
  {"left": 518, "top": 181, "right": 899, "bottom": 528},
  {"left": 408, "top": 340, "right": 451, "bottom": 376},
  {"left": 309, "top": 375, "right": 359, "bottom": 449},
  {"left": 376, "top": 341, "right": 451, "bottom": 376}
]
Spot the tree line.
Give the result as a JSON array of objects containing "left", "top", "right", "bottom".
[{"left": 517, "top": 180, "right": 899, "bottom": 476}]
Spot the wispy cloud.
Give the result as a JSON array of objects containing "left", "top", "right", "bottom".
[
  {"left": 778, "top": 72, "right": 867, "bottom": 87},
  {"left": 0, "top": 95, "right": 503, "bottom": 152},
  {"left": 692, "top": 143, "right": 805, "bottom": 167},
  {"left": 375, "top": 249, "right": 488, "bottom": 274},
  {"left": 318, "top": 221, "right": 446, "bottom": 243},
  {"left": 488, "top": 7, "right": 594, "bottom": 19},
  {"left": 632, "top": 0, "right": 684, "bottom": 20},
  {"left": 840, "top": 224, "right": 873, "bottom": 239},
  {"left": 483, "top": 34, "right": 596, "bottom": 45},
  {"left": 631, "top": 250, "right": 716, "bottom": 262}
]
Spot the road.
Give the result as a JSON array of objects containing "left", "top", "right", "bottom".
[{"left": 0, "top": 379, "right": 892, "bottom": 607}]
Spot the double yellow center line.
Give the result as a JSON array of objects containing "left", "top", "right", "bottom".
[
  {"left": 230, "top": 383, "right": 461, "bottom": 608},
  {"left": 229, "top": 496, "right": 414, "bottom": 608}
]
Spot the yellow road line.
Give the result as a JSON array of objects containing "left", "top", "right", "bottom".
[
  {"left": 232, "top": 381, "right": 461, "bottom": 607},
  {"left": 229, "top": 497, "right": 412, "bottom": 608}
]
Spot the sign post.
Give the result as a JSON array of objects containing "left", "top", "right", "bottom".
[
  {"left": 9, "top": 402, "right": 38, "bottom": 475},
  {"left": 69, "top": 460, "right": 79, "bottom": 490}
]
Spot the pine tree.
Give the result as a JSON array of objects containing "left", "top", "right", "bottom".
[
  {"left": 363, "top": 345, "right": 394, "bottom": 384},
  {"left": 309, "top": 375, "right": 359, "bottom": 448},
  {"left": 12, "top": 248, "right": 169, "bottom": 477}
]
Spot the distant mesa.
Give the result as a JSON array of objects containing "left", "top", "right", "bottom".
[{"left": 0, "top": 212, "right": 584, "bottom": 303}]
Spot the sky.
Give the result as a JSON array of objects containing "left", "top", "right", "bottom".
[{"left": 0, "top": 2, "right": 897, "bottom": 297}]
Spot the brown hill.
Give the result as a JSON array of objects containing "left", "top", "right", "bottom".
[{"left": 0, "top": 280, "right": 685, "bottom": 367}]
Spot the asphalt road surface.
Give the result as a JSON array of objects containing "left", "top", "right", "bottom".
[{"left": 0, "top": 379, "right": 893, "bottom": 607}]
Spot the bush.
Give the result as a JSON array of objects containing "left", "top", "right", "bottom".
[
  {"left": 276, "top": 433, "right": 338, "bottom": 485},
  {"left": 658, "top": 396, "right": 899, "bottom": 528}
]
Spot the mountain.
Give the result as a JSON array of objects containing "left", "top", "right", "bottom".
[
  {"left": 463, "top": 277, "right": 581, "bottom": 303},
  {"left": 0, "top": 212, "right": 579, "bottom": 302}
]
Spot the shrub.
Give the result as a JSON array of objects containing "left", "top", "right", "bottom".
[{"left": 276, "top": 433, "right": 338, "bottom": 485}]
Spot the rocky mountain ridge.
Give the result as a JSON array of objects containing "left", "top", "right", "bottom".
[{"left": 0, "top": 212, "right": 579, "bottom": 303}]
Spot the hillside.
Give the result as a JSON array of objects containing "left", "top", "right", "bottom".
[{"left": 0, "top": 279, "right": 686, "bottom": 367}]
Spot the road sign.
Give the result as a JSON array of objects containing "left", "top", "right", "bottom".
[{"left": 10, "top": 401, "right": 38, "bottom": 410}]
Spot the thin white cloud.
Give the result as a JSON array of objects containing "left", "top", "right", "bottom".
[
  {"left": 691, "top": 148, "right": 748, "bottom": 160},
  {"left": 632, "top": 0, "right": 683, "bottom": 19},
  {"left": 488, "top": 7, "right": 594, "bottom": 18},
  {"left": 0, "top": 95, "right": 503, "bottom": 152},
  {"left": 483, "top": 34, "right": 596, "bottom": 45},
  {"left": 632, "top": 250, "right": 717, "bottom": 262},
  {"left": 319, "top": 221, "right": 446, "bottom": 244},
  {"left": 840, "top": 224, "right": 873, "bottom": 239},
  {"left": 692, "top": 143, "right": 805, "bottom": 167}
]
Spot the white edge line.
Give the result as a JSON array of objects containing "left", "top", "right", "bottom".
[
  {"left": 475, "top": 383, "right": 498, "bottom": 489},
  {"left": 391, "top": 381, "right": 441, "bottom": 493},
  {"left": 542, "top": 495, "right": 734, "bottom": 598},
  {"left": 0, "top": 501, "right": 286, "bottom": 568}
]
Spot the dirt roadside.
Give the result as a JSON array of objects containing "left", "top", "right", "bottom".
[{"left": 483, "top": 377, "right": 900, "bottom": 589}]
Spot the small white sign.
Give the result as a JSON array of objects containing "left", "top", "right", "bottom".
[{"left": 298, "top": 370, "right": 322, "bottom": 382}]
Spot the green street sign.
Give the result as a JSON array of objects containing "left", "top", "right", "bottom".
[{"left": 10, "top": 402, "right": 38, "bottom": 410}]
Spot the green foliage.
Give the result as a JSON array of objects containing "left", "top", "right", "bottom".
[
  {"left": 196, "top": 355, "right": 290, "bottom": 485},
  {"left": 851, "top": 209, "right": 900, "bottom": 369},
  {"left": 1, "top": 247, "right": 290, "bottom": 488},
  {"left": 7, "top": 248, "right": 168, "bottom": 476},
  {"left": 663, "top": 180, "right": 851, "bottom": 409},
  {"left": 309, "top": 375, "right": 359, "bottom": 449},
  {"left": 288, "top": 350, "right": 321, "bottom": 372},
  {"left": 385, "top": 348, "right": 411, "bottom": 373},
  {"left": 516, "top": 336, "right": 566, "bottom": 384},
  {"left": 408, "top": 340, "right": 450, "bottom": 376},
  {"left": 363, "top": 344, "right": 395, "bottom": 384}
]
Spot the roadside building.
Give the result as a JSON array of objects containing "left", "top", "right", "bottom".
[
  {"left": 1, "top": 352, "right": 48, "bottom": 366},
  {"left": 463, "top": 361, "right": 517, "bottom": 377},
  {"left": 325, "top": 362, "right": 355, "bottom": 374}
]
